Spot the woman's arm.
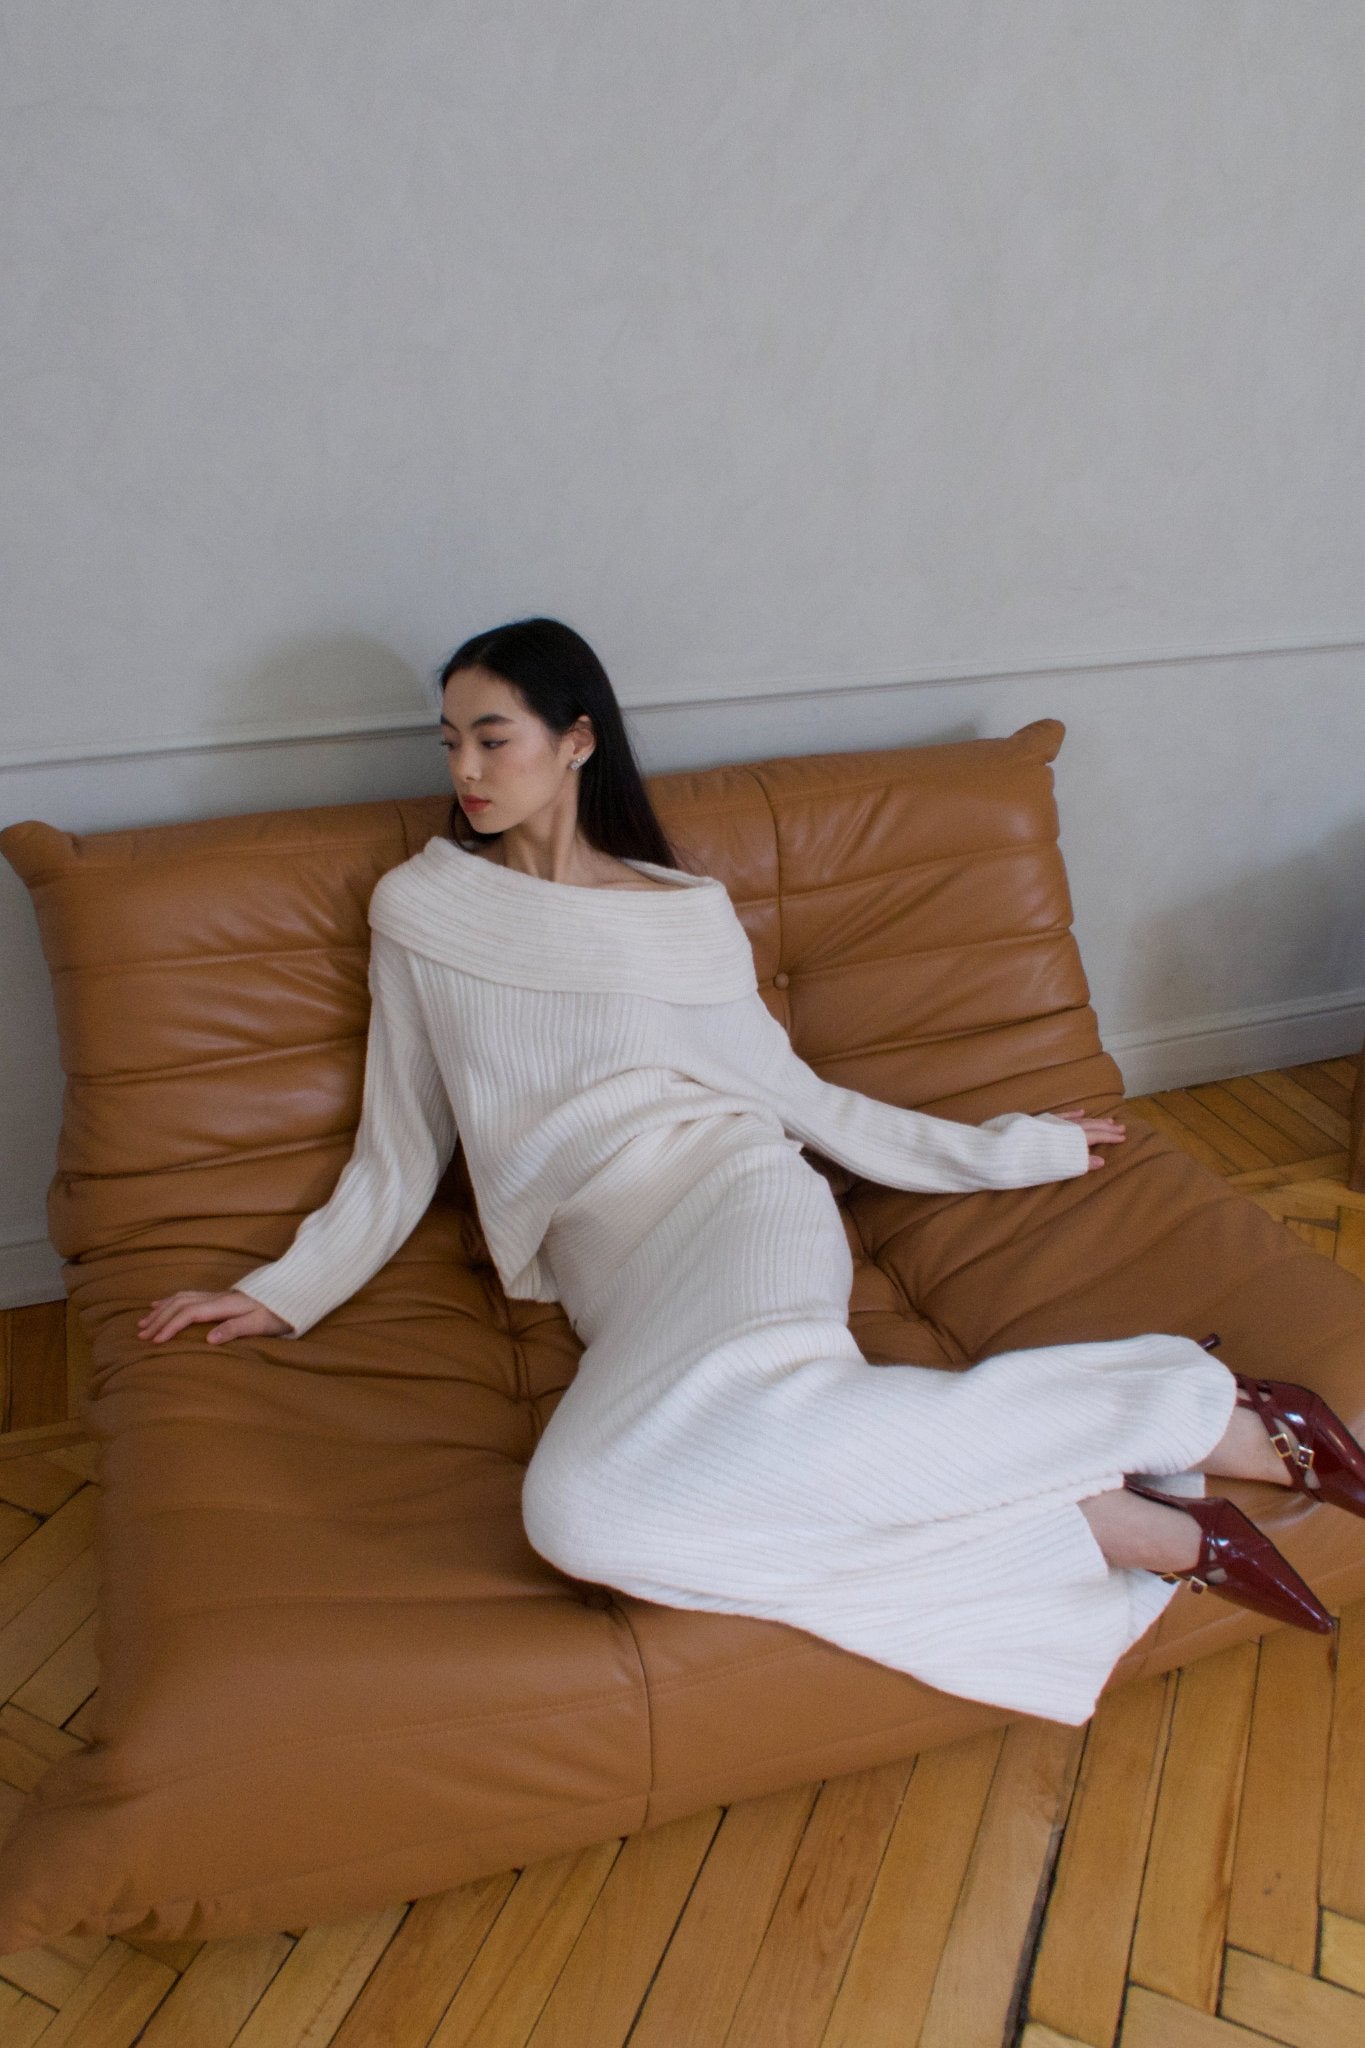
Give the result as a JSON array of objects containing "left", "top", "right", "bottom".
[
  {"left": 725, "top": 991, "right": 1095, "bottom": 1193},
  {"left": 227, "top": 928, "right": 458, "bottom": 1338}
]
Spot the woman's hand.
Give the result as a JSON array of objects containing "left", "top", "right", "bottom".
[
  {"left": 1052, "top": 1107, "right": 1127, "bottom": 1171},
  {"left": 136, "top": 1290, "right": 294, "bottom": 1345}
]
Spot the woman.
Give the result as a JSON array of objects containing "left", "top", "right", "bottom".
[{"left": 137, "top": 617, "right": 1361, "bottom": 1725}]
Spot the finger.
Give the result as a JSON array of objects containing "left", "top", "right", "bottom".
[
  {"left": 150, "top": 1304, "right": 216, "bottom": 1343},
  {"left": 139, "top": 1295, "right": 192, "bottom": 1331},
  {"left": 206, "top": 1320, "right": 242, "bottom": 1344},
  {"left": 207, "top": 1315, "right": 266, "bottom": 1346},
  {"left": 1087, "top": 1154, "right": 1106, "bottom": 1170}
]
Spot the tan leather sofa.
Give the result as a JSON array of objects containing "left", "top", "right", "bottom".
[{"left": 1, "top": 716, "right": 1363, "bottom": 1949}]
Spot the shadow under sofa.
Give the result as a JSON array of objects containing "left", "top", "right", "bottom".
[{"left": 0, "top": 715, "right": 1363, "bottom": 1948}]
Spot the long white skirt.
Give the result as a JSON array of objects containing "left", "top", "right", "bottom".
[{"left": 522, "top": 1111, "right": 1236, "bottom": 1724}]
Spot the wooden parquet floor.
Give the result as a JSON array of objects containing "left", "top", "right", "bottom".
[{"left": 1, "top": 1058, "right": 1365, "bottom": 2047}]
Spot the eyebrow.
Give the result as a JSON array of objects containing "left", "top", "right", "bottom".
[{"left": 439, "top": 712, "right": 515, "bottom": 732}]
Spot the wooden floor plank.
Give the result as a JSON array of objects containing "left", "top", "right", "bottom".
[
  {"left": 916, "top": 1718, "right": 1085, "bottom": 2048},
  {"left": 521, "top": 1810, "right": 719, "bottom": 2048},
  {"left": 1249, "top": 1177, "right": 1365, "bottom": 1222},
  {"left": 1284, "top": 1062, "right": 1354, "bottom": 1119},
  {"left": 0, "top": 1546, "right": 99, "bottom": 1701},
  {"left": 1124, "top": 1100, "right": 1236, "bottom": 1177},
  {"left": 11, "top": 1610, "right": 99, "bottom": 1725},
  {"left": 1322, "top": 1599, "right": 1365, "bottom": 1921},
  {"left": 1333, "top": 1208, "right": 1365, "bottom": 1283},
  {"left": 5, "top": 1305, "right": 68, "bottom": 1436},
  {"left": 227, "top": 1910, "right": 406, "bottom": 2048},
  {"left": 1226, "top": 1152, "right": 1348, "bottom": 1191},
  {"left": 0, "top": 1504, "right": 40, "bottom": 1566},
  {"left": 1226, "top": 1627, "right": 1335, "bottom": 1972},
  {"left": 65, "top": 1302, "right": 93, "bottom": 1431},
  {"left": 1247, "top": 1068, "right": 1353, "bottom": 1146},
  {"left": 1218, "top": 1074, "right": 1348, "bottom": 1158},
  {"left": 821, "top": 1729, "right": 1005, "bottom": 2048},
  {"left": 0, "top": 1977, "right": 52, "bottom": 2048},
  {"left": 29, "top": 1941, "right": 176, "bottom": 2048},
  {"left": 1187, "top": 1084, "right": 1307, "bottom": 1167},
  {"left": 1319, "top": 1910, "right": 1365, "bottom": 1995},
  {"left": 327, "top": 1872, "right": 517, "bottom": 2048},
  {"left": 0, "top": 1936, "right": 97, "bottom": 2006},
  {"left": 1283, "top": 1216, "right": 1338, "bottom": 1258},
  {"left": 1026, "top": 1672, "right": 1175, "bottom": 2048},
  {"left": 1150, "top": 1092, "right": 1275, "bottom": 1171},
  {"left": 427, "top": 1843, "right": 618, "bottom": 2048},
  {"left": 0, "top": 1454, "right": 86, "bottom": 1519},
  {"left": 0, "top": 1487, "right": 97, "bottom": 1631},
  {"left": 720, "top": 1761, "right": 912, "bottom": 2048},
  {"left": 1221, "top": 1946, "right": 1365, "bottom": 2047},
  {"left": 1129, "top": 1642, "right": 1258, "bottom": 2012},
  {"left": 628, "top": 1781, "right": 817, "bottom": 2048},
  {"left": 135, "top": 1932, "right": 292, "bottom": 2048},
  {"left": 1119, "top": 1982, "right": 1280, "bottom": 2045}
]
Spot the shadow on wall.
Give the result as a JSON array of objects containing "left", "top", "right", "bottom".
[
  {"left": 1131, "top": 816, "right": 1365, "bottom": 1033},
  {"left": 229, "top": 634, "right": 436, "bottom": 734},
  {"left": 160, "top": 635, "right": 443, "bottom": 818}
]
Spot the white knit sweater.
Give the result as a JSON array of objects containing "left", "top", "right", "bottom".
[{"left": 236, "top": 837, "right": 1092, "bottom": 1337}]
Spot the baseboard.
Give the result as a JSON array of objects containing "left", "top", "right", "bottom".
[
  {"left": 0, "top": 1235, "right": 65, "bottom": 1311},
  {"left": 1105, "top": 988, "right": 1365, "bottom": 1097}
]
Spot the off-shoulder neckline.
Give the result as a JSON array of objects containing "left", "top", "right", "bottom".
[{"left": 426, "top": 836, "right": 720, "bottom": 900}]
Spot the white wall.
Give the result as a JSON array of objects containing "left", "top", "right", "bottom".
[{"left": 3, "top": 2, "right": 1364, "bottom": 1303}]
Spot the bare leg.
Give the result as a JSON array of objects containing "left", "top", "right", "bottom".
[
  {"left": 1080, "top": 1488, "right": 1202, "bottom": 1572},
  {"left": 1081, "top": 1394, "right": 1290, "bottom": 1572},
  {"left": 1196, "top": 1401, "right": 1293, "bottom": 1486}
]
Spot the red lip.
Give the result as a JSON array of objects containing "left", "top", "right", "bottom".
[{"left": 462, "top": 796, "right": 491, "bottom": 810}]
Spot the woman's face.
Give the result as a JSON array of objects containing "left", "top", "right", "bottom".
[{"left": 440, "top": 665, "right": 591, "bottom": 835}]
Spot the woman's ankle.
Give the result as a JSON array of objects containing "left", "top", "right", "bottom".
[
  {"left": 1080, "top": 1487, "right": 1202, "bottom": 1574},
  {"left": 1197, "top": 1401, "right": 1292, "bottom": 1486}
]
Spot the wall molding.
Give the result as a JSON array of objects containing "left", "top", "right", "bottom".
[
  {"left": 1104, "top": 986, "right": 1365, "bottom": 1100},
  {"left": 2, "top": 633, "right": 1362, "bottom": 774}
]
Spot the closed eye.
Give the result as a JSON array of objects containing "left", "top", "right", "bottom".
[{"left": 441, "top": 739, "right": 506, "bottom": 750}]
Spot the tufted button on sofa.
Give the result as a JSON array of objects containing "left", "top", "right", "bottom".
[{"left": 1, "top": 716, "right": 1363, "bottom": 1948}]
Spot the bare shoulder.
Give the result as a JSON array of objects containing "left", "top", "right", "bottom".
[
  {"left": 461, "top": 842, "right": 694, "bottom": 891},
  {"left": 604, "top": 867, "right": 693, "bottom": 892}
]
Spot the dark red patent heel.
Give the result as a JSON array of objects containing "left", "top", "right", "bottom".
[
  {"left": 1123, "top": 1479, "right": 1335, "bottom": 1634},
  {"left": 1198, "top": 1333, "right": 1365, "bottom": 1523},
  {"left": 1233, "top": 1374, "right": 1365, "bottom": 1520}
]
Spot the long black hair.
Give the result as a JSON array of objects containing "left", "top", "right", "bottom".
[{"left": 437, "top": 617, "right": 688, "bottom": 870}]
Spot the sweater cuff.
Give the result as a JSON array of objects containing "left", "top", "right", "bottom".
[
  {"left": 1030, "top": 1113, "right": 1097, "bottom": 1178},
  {"left": 233, "top": 1265, "right": 320, "bottom": 1341}
]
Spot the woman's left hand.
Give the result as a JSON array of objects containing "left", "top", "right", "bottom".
[{"left": 1052, "top": 1107, "right": 1127, "bottom": 1171}]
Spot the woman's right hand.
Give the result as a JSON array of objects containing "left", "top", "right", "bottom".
[{"left": 136, "top": 1290, "right": 294, "bottom": 1345}]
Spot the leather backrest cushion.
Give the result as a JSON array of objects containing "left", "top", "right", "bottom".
[{"left": 0, "top": 720, "right": 1120, "bottom": 1263}]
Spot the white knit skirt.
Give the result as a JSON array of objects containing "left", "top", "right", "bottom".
[{"left": 522, "top": 1111, "right": 1237, "bottom": 1724}]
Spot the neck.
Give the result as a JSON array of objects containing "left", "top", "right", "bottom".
[{"left": 488, "top": 815, "right": 612, "bottom": 886}]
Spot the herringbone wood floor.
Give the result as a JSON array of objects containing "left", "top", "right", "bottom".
[{"left": 1, "top": 1058, "right": 1364, "bottom": 2047}]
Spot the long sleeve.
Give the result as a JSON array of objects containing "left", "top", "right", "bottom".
[
  {"left": 234, "top": 928, "right": 458, "bottom": 1338},
  {"left": 724, "top": 992, "right": 1093, "bottom": 1193}
]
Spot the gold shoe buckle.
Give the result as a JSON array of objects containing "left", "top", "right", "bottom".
[{"left": 1269, "top": 1427, "right": 1314, "bottom": 1473}]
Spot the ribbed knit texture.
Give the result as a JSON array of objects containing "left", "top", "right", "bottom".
[{"left": 237, "top": 837, "right": 1237, "bottom": 1722}]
